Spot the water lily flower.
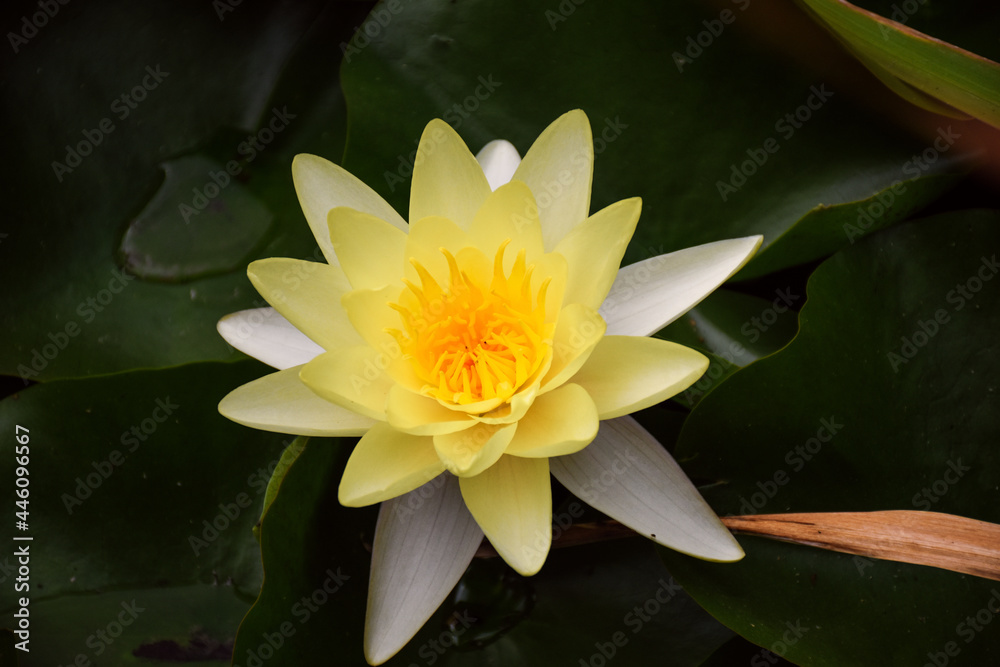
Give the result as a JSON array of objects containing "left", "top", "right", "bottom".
[{"left": 217, "top": 110, "right": 761, "bottom": 665}]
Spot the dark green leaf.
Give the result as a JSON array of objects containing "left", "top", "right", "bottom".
[
  {"left": 662, "top": 210, "right": 1000, "bottom": 666},
  {"left": 0, "top": 0, "right": 369, "bottom": 379},
  {"left": 339, "top": 0, "right": 965, "bottom": 283},
  {"left": 254, "top": 436, "right": 308, "bottom": 541},
  {"left": 0, "top": 361, "right": 292, "bottom": 605}
]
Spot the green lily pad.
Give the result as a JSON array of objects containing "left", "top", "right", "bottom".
[
  {"left": 338, "top": 0, "right": 966, "bottom": 281},
  {"left": 253, "top": 435, "right": 307, "bottom": 541},
  {"left": 658, "top": 288, "right": 802, "bottom": 408},
  {"left": 661, "top": 210, "right": 1000, "bottom": 665},
  {"left": 700, "top": 634, "right": 796, "bottom": 666},
  {"left": 117, "top": 155, "right": 274, "bottom": 283},
  {"left": 660, "top": 288, "right": 802, "bottom": 364},
  {"left": 0, "top": 0, "right": 370, "bottom": 380},
  {"left": 0, "top": 361, "right": 293, "bottom": 614},
  {"left": 10, "top": 585, "right": 249, "bottom": 667},
  {"left": 231, "top": 437, "right": 373, "bottom": 666}
]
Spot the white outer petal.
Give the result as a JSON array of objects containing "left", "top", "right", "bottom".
[
  {"left": 475, "top": 139, "right": 522, "bottom": 191},
  {"left": 217, "top": 308, "right": 324, "bottom": 369},
  {"left": 550, "top": 416, "right": 744, "bottom": 562},
  {"left": 365, "top": 474, "right": 483, "bottom": 665},
  {"left": 600, "top": 236, "right": 763, "bottom": 337}
]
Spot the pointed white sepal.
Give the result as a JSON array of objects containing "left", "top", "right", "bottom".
[
  {"left": 475, "top": 139, "right": 522, "bottom": 191},
  {"left": 550, "top": 416, "right": 744, "bottom": 562},
  {"left": 600, "top": 236, "right": 763, "bottom": 336},
  {"left": 365, "top": 474, "right": 483, "bottom": 665},
  {"left": 217, "top": 308, "right": 325, "bottom": 370}
]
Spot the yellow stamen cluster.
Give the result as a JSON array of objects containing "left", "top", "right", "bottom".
[{"left": 389, "top": 240, "right": 552, "bottom": 407}]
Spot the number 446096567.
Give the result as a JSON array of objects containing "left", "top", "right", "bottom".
[{"left": 15, "top": 425, "right": 29, "bottom": 524}]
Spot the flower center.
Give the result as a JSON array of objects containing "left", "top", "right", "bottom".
[{"left": 389, "top": 240, "right": 552, "bottom": 407}]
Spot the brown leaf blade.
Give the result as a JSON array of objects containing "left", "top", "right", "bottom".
[{"left": 722, "top": 511, "right": 1000, "bottom": 581}]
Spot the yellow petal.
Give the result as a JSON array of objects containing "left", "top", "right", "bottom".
[
  {"left": 339, "top": 423, "right": 445, "bottom": 506},
  {"left": 505, "top": 383, "right": 598, "bottom": 458},
  {"left": 474, "top": 378, "right": 540, "bottom": 425},
  {"left": 459, "top": 455, "right": 552, "bottom": 575},
  {"left": 341, "top": 285, "right": 400, "bottom": 353},
  {"left": 540, "top": 303, "right": 606, "bottom": 393},
  {"left": 553, "top": 197, "right": 641, "bottom": 309},
  {"left": 434, "top": 423, "right": 516, "bottom": 477},
  {"left": 573, "top": 336, "right": 709, "bottom": 418},
  {"left": 386, "top": 385, "right": 476, "bottom": 436},
  {"left": 403, "top": 215, "right": 474, "bottom": 288},
  {"left": 532, "top": 251, "right": 569, "bottom": 324},
  {"left": 299, "top": 347, "right": 394, "bottom": 421},
  {"left": 329, "top": 206, "right": 407, "bottom": 290},
  {"left": 467, "top": 180, "right": 545, "bottom": 270},
  {"left": 292, "top": 153, "right": 407, "bottom": 265},
  {"left": 218, "top": 366, "right": 376, "bottom": 436},
  {"left": 512, "top": 110, "right": 593, "bottom": 251},
  {"left": 247, "top": 258, "right": 362, "bottom": 352},
  {"left": 409, "top": 119, "right": 492, "bottom": 230}
]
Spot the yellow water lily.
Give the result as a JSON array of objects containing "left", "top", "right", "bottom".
[{"left": 217, "top": 110, "right": 761, "bottom": 665}]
